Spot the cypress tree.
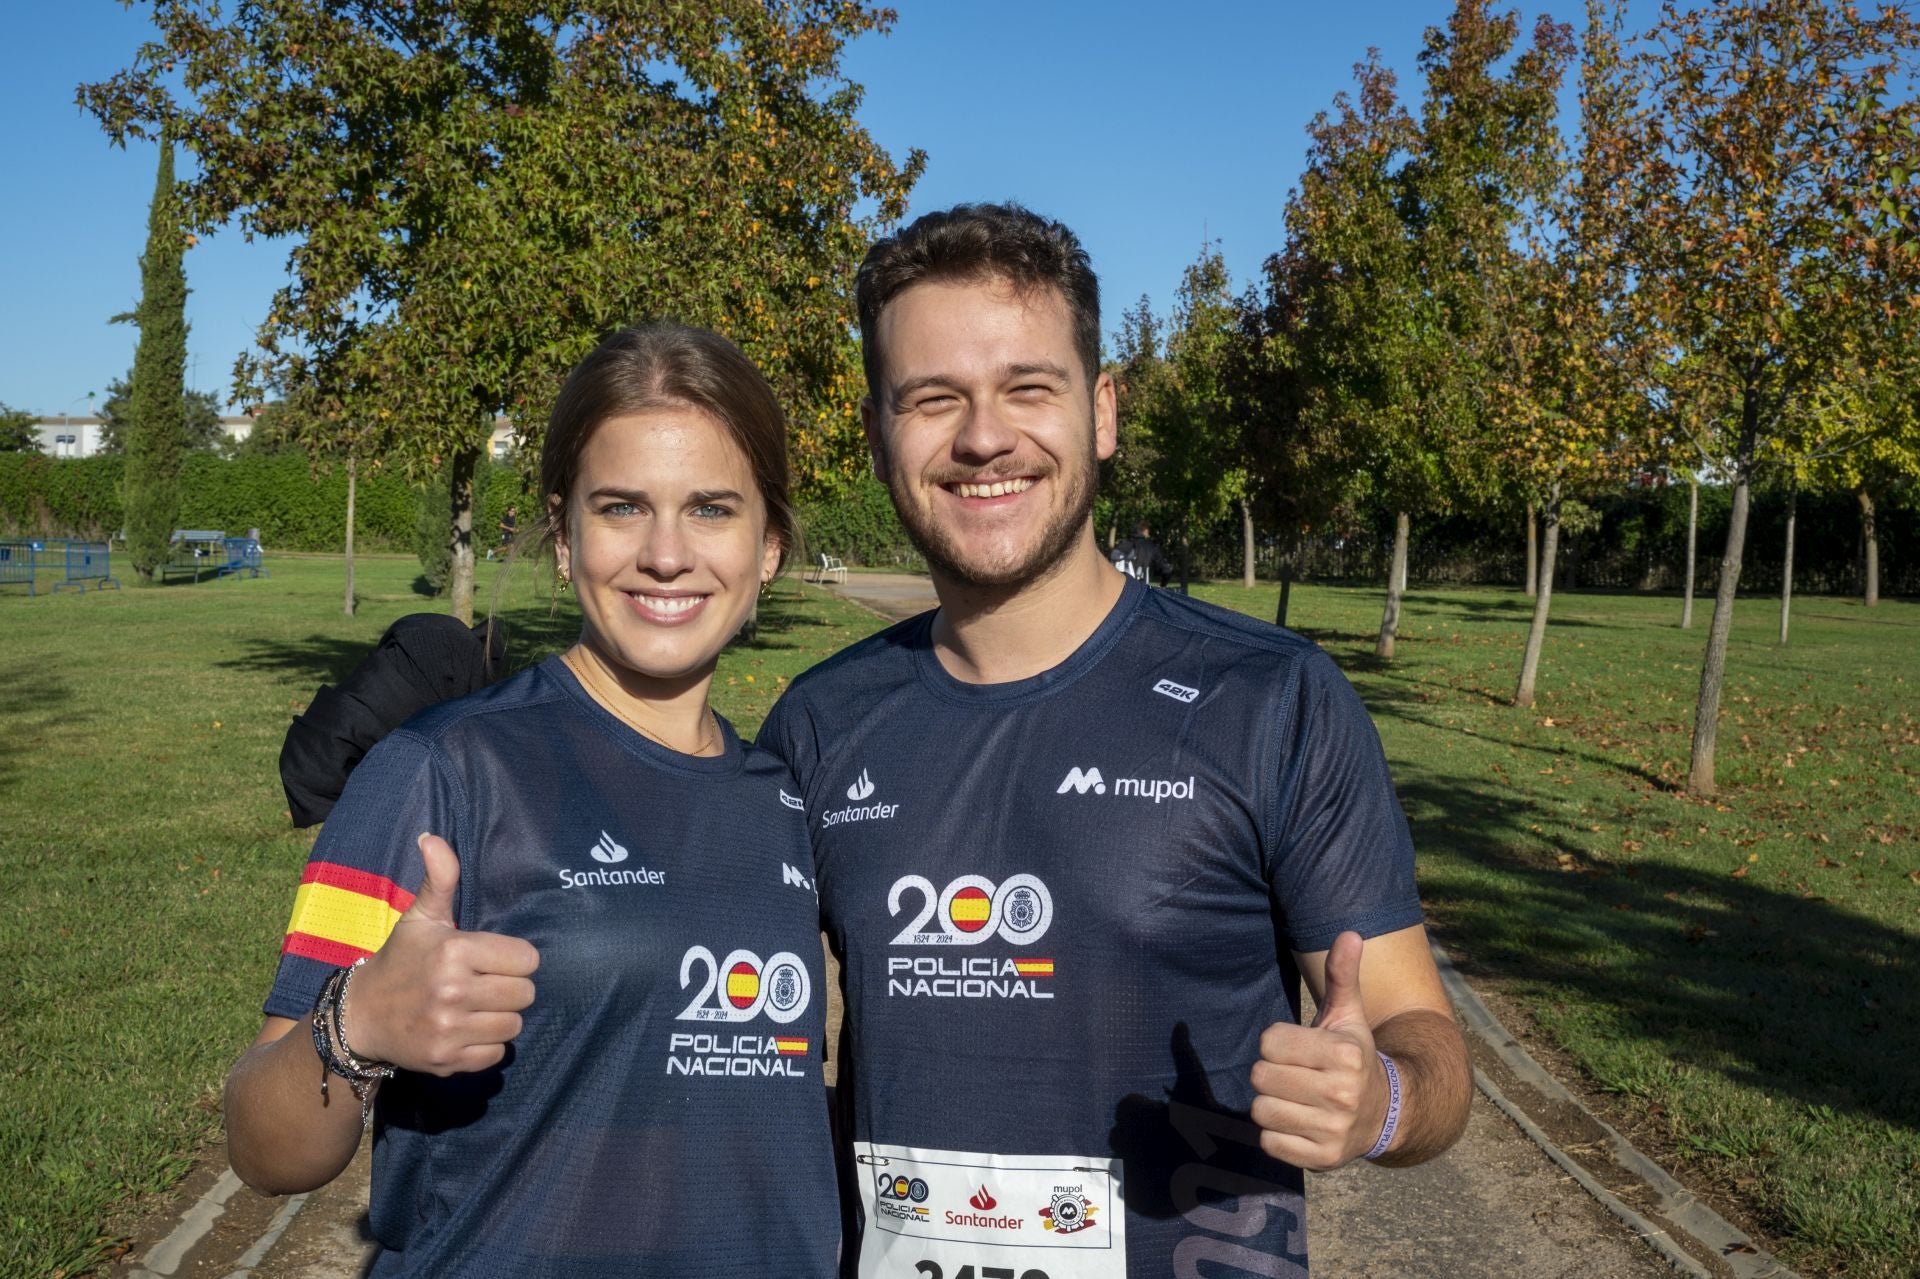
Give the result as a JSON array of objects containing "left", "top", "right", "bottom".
[{"left": 124, "top": 140, "right": 188, "bottom": 581}]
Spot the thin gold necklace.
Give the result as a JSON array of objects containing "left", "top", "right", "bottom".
[{"left": 562, "top": 649, "right": 721, "bottom": 757}]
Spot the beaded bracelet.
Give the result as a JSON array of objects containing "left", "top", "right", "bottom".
[
  {"left": 1363, "top": 1051, "right": 1402, "bottom": 1161},
  {"left": 311, "top": 959, "right": 394, "bottom": 1125}
]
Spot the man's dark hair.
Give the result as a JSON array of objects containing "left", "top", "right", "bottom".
[{"left": 855, "top": 202, "right": 1101, "bottom": 402}]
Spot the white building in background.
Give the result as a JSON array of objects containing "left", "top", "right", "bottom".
[{"left": 32, "top": 415, "right": 254, "bottom": 458}]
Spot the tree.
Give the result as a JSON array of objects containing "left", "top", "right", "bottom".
[
  {"left": 1613, "top": 0, "right": 1920, "bottom": 793},
  {"left": 1478, "top": 0, "right": 1641, "bottom": 708},
  {"left": 1106, "top": 295, "right": 1172, "bottom": 549},
  {"left": 97, "top": 371, "right": 224, "bottom": 453},
  {"left": 1274, "top": 50, "right": 1444, "bottom": 658},
  {"left": 1141, "top": 246, "right": 1250, "bottom": 595},
  {"left": 84, "top": 1, "right": 921, "bottom": 623},
  {"left": 122, "top": 140, "right": 189, "bottom": 582},
  {"left": 0, "top": 404, "right": 36, "bottom": 452}
]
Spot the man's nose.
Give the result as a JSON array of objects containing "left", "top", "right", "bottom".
[{"left": 951, "top": 401, "right": 1019, "bottom": 463}]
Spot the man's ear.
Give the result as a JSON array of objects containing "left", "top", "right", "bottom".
[
  {"left": 861, "top": 396, "right": 890, "bottom": 484},
  {"left": 1092, "top": 372, "right": 1118, "bottom": 462}
]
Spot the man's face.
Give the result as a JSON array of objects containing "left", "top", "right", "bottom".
[{"left": 864, "top": 278, "right": 1116, "bottom": 589}]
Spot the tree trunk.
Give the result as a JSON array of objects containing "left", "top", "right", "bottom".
[
  {"left": 1514, "top": 490, "right": 1561, "bottom": 708},
  {"left": 448, "top": 446, "right": 478, "bottom": 625},
  {"left": 342, "top": 451, "right": 357, "bottom": 617},
  {"left": 1107, "top": 520, "right": 1117, "bottom": 553},
  {"left": 1778, "top": 483, "right": 1796, "bottom": 646},
  {"left": 1688, "top": 454, "right": 1753, "bottom": 797},
  {"left": 1178, "top": 529, "right": 1191, "bottom": 596},
  {"left": 1376, "top": 510, "right": 1410, "bottom": 659},
  {"left": 1241, "top": 499, "right": 1256, "bottom": 590},
  {"left": 1681, "top": 478, "right": 1698, "bottom": 629},
  {"left": 1524, "top": 502, "right": 1537, "bottom": 597},
  {"left": 1274, "top": 559, "right": 1294, "bottom": 629},
  {"left": 1859, "top": 487, "right": 1879, "bottom": 607}
]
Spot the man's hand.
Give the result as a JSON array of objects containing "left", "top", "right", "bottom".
[
  {"left": 1249, "top": 931, "right": 1389, "bottom": 1171},
  {"left": 345, "top": 833, "right": 540, "bottom": 1075}
]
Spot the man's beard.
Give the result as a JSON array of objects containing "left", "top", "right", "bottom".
[{"left": 883, "top": 433, "right": 1098, "bottom": 591}]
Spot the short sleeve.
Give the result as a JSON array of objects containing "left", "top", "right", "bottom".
[
  {"left": 263, "top": 729, "right": 464, "bottom": 1020},
  {"left": 1267, "top": 652, "right": 1424, "bottom": 953},
  {"left": 754, "top": 689, "right": 816, "bottom": 786}
]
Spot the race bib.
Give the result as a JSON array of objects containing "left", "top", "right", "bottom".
[{"left": 854, "top": 1142, "right": 1125, "bottom": 1279}]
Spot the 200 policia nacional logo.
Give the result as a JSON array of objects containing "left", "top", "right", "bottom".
[
  {"left": 666, "top": 944, "right": 811, "bottom": 1077},
  {"left": 885, "top": 873, "right": 1055, "bottom": 1001}
]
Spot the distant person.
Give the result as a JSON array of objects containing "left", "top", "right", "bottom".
[
  {"left": 226, "top": 324, "right": 838, "bottom": 1277},
  {"left": 1110, "top": 518, "right": 1172, "bottom": 585},
  {"left": 488, "top": 505, "right": 518, "bottom": 560}
]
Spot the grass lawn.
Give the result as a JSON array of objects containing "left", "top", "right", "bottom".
[
  {"left": 3, "top": 558, "right": 1914, "bottom": 1278},
  {"left": 0, "top": 554, "right": 880, "bottom": 1279},
  {"left": 1194, "top": 581, "right": 1920, "bottom": 1279}
]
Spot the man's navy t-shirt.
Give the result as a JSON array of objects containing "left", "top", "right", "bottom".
[
  {"left": 757, "top": 575, "right": 1422, "bottom": 1279},
  {"left": 266, "top": 657, "right": 838, "bottom": 1278}
]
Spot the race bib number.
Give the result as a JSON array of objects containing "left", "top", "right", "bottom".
[{"left": 854, "top": 1142, "right": 1125, "bottom": 1279}]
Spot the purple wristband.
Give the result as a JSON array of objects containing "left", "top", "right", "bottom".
[{"left": 1364, "top": 1051, "right": 1402, "bottom": 1161}]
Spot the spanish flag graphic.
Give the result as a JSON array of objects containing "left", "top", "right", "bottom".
[
  {"left": 1012, "top": 958, "right": 1054, "bottom": 977},
  {"left": 948, "top": 886, "right": 992, "bottom": 933},
  {"left": 281, "top": 862, "right": 415, "bottom": 968},
  {"left": 774, "top": 1037, "right": 810, "bottom": 1057}
]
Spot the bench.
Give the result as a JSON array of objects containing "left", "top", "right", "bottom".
[
  {"left": 812, "top": 553, "right": 848, "bottom": 585},
  {"left": 161, "top": 529, "right": 228, "bottom": 583}
]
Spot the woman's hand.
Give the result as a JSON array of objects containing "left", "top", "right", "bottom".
[{"left": 346, "top": 834, "right": 541, "bottom": 1075}]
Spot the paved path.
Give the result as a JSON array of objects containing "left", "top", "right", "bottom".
[{"left": 109, "top": 575, "right": 1789, "bottom": 1278}]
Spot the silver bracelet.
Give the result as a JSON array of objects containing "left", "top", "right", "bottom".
[{"left": 1364, "top": 1051, "right": 1402, "bottom": 1161}]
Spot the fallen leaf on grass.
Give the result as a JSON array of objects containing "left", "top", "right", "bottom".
[
  {"left": 1815, "top": 856, "right": 1839, "bottom": 868},
  {"left": 1908, "top": 869, "right": 1920, "bottom": 885},
  {"left": 1731, "top": 865, "right": 1750, "bottom": 878}
]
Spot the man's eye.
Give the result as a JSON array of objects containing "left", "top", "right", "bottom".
[
  {"left": 600, "top": 502, "right": 639, "bottom": 517},
  {"left": 693, "top": 504, "right": 733, "bottom": 520},
  {"left": 915, "top": 394, "right": 957, "bottom": 411}
]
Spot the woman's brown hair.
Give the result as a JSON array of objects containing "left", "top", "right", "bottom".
[{"left": 538, "top": 323, "right": 795, "bottom": 571}]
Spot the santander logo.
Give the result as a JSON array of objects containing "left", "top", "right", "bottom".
[
  {"left": 846, "top": 769, "right": 877, "bottom": 801},
  {"left": 969, "top": 1186, "right": 997, "bottom": 1211}
]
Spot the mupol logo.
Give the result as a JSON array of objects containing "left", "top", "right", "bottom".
[
  {"left": 591, "top": 831, "right": 629, "bottom": 863},
  {"left": 782, "top": 862, "right": 814, "bottom": 892},
  {"left": 1057, "top": 766, "right": 1195, "bottom": 804},
  {"left": 846, "top": 769, "right": 876, "bottom": 801},
  {"left": 1057, "top": 767, "right": 1106, "bottom": 795}
]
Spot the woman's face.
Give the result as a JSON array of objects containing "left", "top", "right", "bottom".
[{"left": 556, "top": 405, "right": 780, "bottom": 686}]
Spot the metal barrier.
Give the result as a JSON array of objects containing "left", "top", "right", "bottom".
[
  {"left": 54, "top": 541, "right": 121, "bottom": 593},
  {"left": 0, "top": 540, "right": 37, "bottom": 596},
  {"left": 219, "top": 537, "right": 268, "bottom": 579}
]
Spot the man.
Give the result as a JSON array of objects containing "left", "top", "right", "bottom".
[
  {"left": 1111, "top": 518, "right": 1173, "bottom": 585},
  {"left": 757, "top": 203, "right": 1471, "bottom": 1278}
]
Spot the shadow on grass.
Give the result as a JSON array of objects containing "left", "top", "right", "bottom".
[
  {"left": 0, "top": 672, "right": 77, "bottom": 789},
  {"left": 216, "top": 635, "right": 384, "bottom": 685},
  {"left": 1395, "top": 765, "right": 1918, "bottom": 1136}
]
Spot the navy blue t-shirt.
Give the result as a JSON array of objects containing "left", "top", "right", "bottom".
[
  {"left": 757, "top": 576, "right": 1422, "bottom": 1279},
  {"left": 266, "top": 657, "right": 838, "bottom": 1278}
]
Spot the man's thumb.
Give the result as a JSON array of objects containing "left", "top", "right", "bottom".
[
  {"left": 1312, "top": 931, "right": 1366, "bottom": 1029},
  {"left": 407, "top": 832, "right": 461, "bottom": 926}
]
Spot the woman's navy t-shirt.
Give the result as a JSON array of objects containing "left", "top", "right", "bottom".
[{"left": 265, "top": 656, "right": 838, "bottom": 1278}]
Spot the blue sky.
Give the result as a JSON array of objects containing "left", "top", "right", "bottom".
[{"left": 2, "top": 1, "right": 1595, "bottom": 416}]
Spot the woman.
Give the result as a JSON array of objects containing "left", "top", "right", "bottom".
[{"left": 224, "top": 325, "right": 838, "bottom": 1277}]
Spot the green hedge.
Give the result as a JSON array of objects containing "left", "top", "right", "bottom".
[
  {"left": 795, "top": 472, "right": 923, "bottom": 569},
  {"left": 0, "top": 453, "right": 522, "bottom": 553}
]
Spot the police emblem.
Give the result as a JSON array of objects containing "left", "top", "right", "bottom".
[
  {"left": 766, "top": 959, "right": 804, "bottom": 1015},
  {"left": 1002, "top": 885, "right": 1041, "bottom": 934}
]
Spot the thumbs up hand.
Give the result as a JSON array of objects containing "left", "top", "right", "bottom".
[
  {"left": 1248, "top": 931, "right": 1390, "bottom": 1170},
  {"left": 343, "top": 834, "right": 541, "bottom": 1076}
]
